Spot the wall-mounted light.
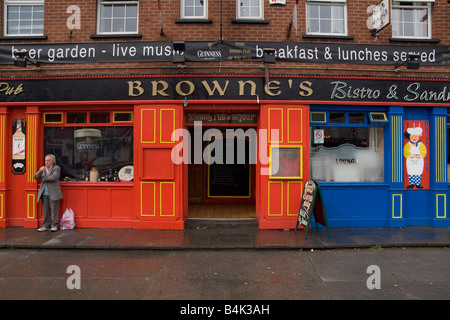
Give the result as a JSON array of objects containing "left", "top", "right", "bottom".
[
  {"left": 173, "top": 41, "right": 186, "bottom": 64},
  {"left": 394, "top": 52, "right": 420, "bottom": 72},
  {"left": 406, "top": 52, "right": 420, "bottom": 70},
  {"left": 263, "top": 48, "right": 276, "bottom": 64},
  {"left": 13, "top": 49, "right": 40, "bottom": 70}
]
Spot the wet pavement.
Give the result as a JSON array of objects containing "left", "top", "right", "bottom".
[
  {"left": 0, "top": 225, "right": 449, "bottom": 303},
  {"left": 0, "top": 224, "right": 449, "bottom": 250}
]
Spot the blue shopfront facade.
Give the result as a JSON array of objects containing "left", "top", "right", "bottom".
[{"left": 310, "top": 103, "right": 449, "bottom": 228}]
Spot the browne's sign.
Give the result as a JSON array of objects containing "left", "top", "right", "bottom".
[{"left": 1, "top": 75, "right": 450, "bottom": 105}]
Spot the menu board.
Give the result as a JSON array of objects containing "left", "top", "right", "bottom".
[
  {"left": 297, "top": 180, "right": 316, "bottom": 227},
  {"left": 295, "top": 180, "right": 330, "bottom": 239}
]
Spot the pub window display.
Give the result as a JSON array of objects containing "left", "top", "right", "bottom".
[
  {"left": 44, "top": 126, "right": 133, "bottom": 182},
  {"left": 310, "top": 111, "right": 385, "bottom": 183}
]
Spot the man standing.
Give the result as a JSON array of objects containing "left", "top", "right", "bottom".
[{"left": 34, "top": 154, "right": 63, "bottom": 232}]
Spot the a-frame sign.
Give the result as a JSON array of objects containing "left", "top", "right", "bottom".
[{"left": 295, "top": 180, "right": 331, "bottom": 239}]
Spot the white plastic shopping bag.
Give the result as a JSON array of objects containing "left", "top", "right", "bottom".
[{"left": 60, "top": 208, "right": 75, "bottom": 230}]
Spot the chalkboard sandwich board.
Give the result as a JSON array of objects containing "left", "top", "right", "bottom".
[{"left": 295, "top": 180, "right": 330, "bottom": 239}]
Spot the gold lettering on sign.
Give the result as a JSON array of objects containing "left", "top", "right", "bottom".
[
  {"left": 176, "top": 81, "right": 195, "bottom": 96},
  {"left": 151, "top": 81, "right": 169, "bottom": 97},
  {"left": 264, "top": 81, "right": 281, "bottom": 96},
  {"left": 201, "top": 80, "right": 229, "bottom": 96},
  {"left": 0, "top": 82, "right": 24, "bottom": 96},
  {"left": 299, "top": 81, "right": 313, "bottom": 97},
  {"left": 238, "top": 80, "right": 257, "bottom": 96},
  {"left": 126, "top": 78, "right": 315, "bottom": 99},
  {"left": 127, "top": 81, "right": 144, "bottom": 97}
]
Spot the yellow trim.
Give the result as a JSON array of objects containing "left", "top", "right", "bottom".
[
  {"left": 435, "top": 116, "right": 446, "bottom": 183},
  {"left": 140, "top": 109, "right": 156, "bottom": 144},
  {"left": 392, "top": 116, "right": 403, "bottom": 183},
  {"left": 436, "top": 194, "right": 446, "bottom": 219},
  {"left": 160, "top": 181, "right": 176, "bottom": 217},
  {"left": 287, "top": 108, "right": 302, "bottom": 143},
  {"left": 269, "top": 145, "right": 303, "bottom": 179},
  {"left": 43, "top": 112, "right": 63, "bottom": 124},
  {"left": 27, "top": 115, "right": 37, "bottom": 183},
  {"left": 267, "top": 181, "right": 283, "bottom": 216},
  {"left": 27, "top": 194, "right": 36, "bottom": 219},
  {"left": 287, "top": 181, "right": 302, "bottom": 216},
  {"left": 310, "top": 112, "right": 326, "bottom": 123},
  {"left": 392, "top": 194, "right": 402, "bottom": 219},
  {"left": 113, "top": 111, "right": 133, "bottom": 123},
  {"left": 0, "top": 194, "right": 4, "bottom": 219},
  {"left": 268, "top": 108, "right": 283, "bottom": 143},
  {"left": 160, "top": 108, "right": 176, "bottom": 144},
  {"left": 0, "top": 116, "right": 5, "bottom": 183},
  {"left": 140, "top": 181, "right": 156, "bottom": 216},
  {"left": 369, "top": 112, "right": 387, "bottom": 122}
]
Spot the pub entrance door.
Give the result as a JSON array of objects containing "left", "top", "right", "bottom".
[{"left": 186, "top": 118, "right": 257, "bottom": 219}]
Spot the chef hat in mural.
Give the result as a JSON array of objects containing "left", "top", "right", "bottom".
[{"left": 407, "top": 125, "right": 423, "bottom": 136}]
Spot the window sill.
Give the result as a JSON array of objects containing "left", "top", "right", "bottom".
[
  {"left": 175, "top": 19, "right": 213, "bottom": 24},
  {"left": 231, "top": 19, "right": 270, "bottom": 24},
  {"left": 302, "top": 34, "right": 354, "bottom": 40},
  {"left": 389, "top": 38, "right": 440, "bottom": 44},
  {"left": 0, "top": 35, "right": 47, "bottom": 40},
  {"left": 90, "top": 34, "right": 142, "bottom": 39}
]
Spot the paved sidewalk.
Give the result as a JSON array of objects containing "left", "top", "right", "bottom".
[{"left": 0, "top": 224, "right": 449, "bottom": 250}]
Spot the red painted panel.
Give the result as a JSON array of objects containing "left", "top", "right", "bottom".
[
  {"left": 287, "top": 182, "right": 302, "bottom": 216},
  {"left": 268, "top": 108, "right": 283, "bottom": 143},
  {"left": 141, "top": 148, "right": 174, "bottom": 180},
  {"left": 160, "top": 109, "right": 175, "bottom": 143},
  {"left": 268, "top": 182, "right": 283, "bottom": 216},
  {"left": 111, "top": 188, "right": 134, "bottom": 218},
  {"left": 140, "top": 109, "right": 155, "bottom": 143},
  {"left": 288, "top": 109, "right": 303, "bottom": 143},
  {"left": 140, "top": 182, "right": 156, "bottom": 217},
  {"left": 160, "top": 182, "right": 175, "bottom": 216},
  {"left": 62, "top": 188, "right": 87, "bottom": 218},
  {"left": 87, "top": 189, "right": 109, "bottom": 218}
]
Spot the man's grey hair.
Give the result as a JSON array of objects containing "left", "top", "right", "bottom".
[{"left": 45, "top": 154, "right": 56, "bottom": 165}]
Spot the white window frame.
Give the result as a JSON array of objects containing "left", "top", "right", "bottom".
[
  {"left": 306, "top": 0, "right": 348, "bottom": 36},
  {"left": 4, "top": 0, "right": 44, "bottom": 36},
  {"left": 181, "top": 0, "right": 208, "bottom": 20},
  {"left": 236, "top": 0, "right": 264, "bottom": 20},
  {"left": 391, "top": 0, "right": 433, "bottom": 39},
  {"left": 97, "top": 0, "right": 139, "bottom": 35}
]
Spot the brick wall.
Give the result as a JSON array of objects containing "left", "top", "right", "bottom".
[{"left": 0, "top": 0, "right": 449, "bottom": 77}]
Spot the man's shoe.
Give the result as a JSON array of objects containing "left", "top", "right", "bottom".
[
  {"left": 51, "top": 227, "right": 58, "bottom": 232},
  {"left": 38, "top": 227, "right": 50, "bottom": 232}
]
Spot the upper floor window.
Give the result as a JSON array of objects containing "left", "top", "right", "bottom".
[
  {"left": 237, "top": 0, "right": 263, "bottom": 20},
  {"left": 306, "top": 0, "right": 347, "bottom": 36},
  {"left": 4, "top": 0, "right": 44, "bottom": 36},
  {"left": 181, "top": 0, "right": 208, "bottom": 19},
  {"left": 391, "top": 0, "right": 433, "bottom": 39},
  {"left": 97, "top": 0, "right": 139, "bottom": 35}
]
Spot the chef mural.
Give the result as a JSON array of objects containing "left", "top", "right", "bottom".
[{"left": 403, "top": 121, "right": 429, "bottom": 190}]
